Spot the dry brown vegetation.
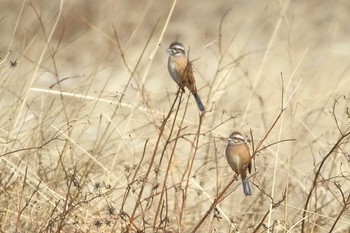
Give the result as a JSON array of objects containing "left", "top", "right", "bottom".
[{"left": 1, "top": 0, "right": 350, "bottom": 232}]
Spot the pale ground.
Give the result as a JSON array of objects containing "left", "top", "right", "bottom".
[{"left": 1, "top": 0, "right": 350, "bottom": 232}]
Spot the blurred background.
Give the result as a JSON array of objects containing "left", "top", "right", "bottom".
[{"left": 1, "top": 0, "right": 350, "bottom": 232}]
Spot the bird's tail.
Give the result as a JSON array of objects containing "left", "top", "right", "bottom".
[
  {"left": 193, "top": 93, "right": 205, "bottom": 113},
  {"left": 242, "top": 178, "right": 252, "bottom": 196}
]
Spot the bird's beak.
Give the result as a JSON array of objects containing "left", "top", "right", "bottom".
[{"left": 166, "top": 48, "right": 171, "bottom": 54}]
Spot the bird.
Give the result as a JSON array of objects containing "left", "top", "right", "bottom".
[
  {"left": 166, "top": 42, "right": 205, "bottom": 113},
  {"left": 225, "top": 131, "right": 252, "bottom": 196}
]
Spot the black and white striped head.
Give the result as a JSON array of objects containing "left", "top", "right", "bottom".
[
  {"left": 166, "top": 42, "right": 186, "bottom": 57},
  {"left": 228, "top": 131, "right": 246, "bottom": 145}
]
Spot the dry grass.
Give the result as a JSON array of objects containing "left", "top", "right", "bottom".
[{"left": 1, "top": 0, "right": 350, "bottom": 232}]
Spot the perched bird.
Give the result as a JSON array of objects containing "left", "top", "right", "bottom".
[
  {"left": 166, "top": 42, "right": 205, "bottom": 113},
  {"left": 225, "top": 131, "right": 252, "bottom": 196}
]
